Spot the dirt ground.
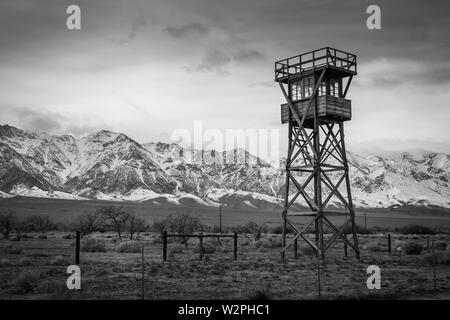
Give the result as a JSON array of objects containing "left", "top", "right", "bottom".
[{"left": 0, "top": 231, "right": 449, "bottom": 300}]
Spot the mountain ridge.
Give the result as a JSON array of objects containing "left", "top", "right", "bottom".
[{"left": 0, "top": 124, "right": 449, "bottom": 210}]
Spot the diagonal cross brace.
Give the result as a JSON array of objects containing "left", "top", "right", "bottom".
[
  {"left": 288, "top": 171, "right": 318, "bottom": 211},
  {"left": 281, "top": 216, "right": 319, "bottom": 253},
  {"left": 322, "top": 215, "right": 358, "bottom": 253},
  {"left": 285, "top": 168, "right": 317, "bottom": 211}
]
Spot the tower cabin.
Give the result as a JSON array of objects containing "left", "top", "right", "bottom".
[{"left": 276, "top": 47, "right": 356, "bottom": 129}]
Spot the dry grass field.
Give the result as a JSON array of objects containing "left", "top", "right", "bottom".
[
  {"left": 1, "top": 198, "right": 450, "bottom": 300},
  {"left": 0, "top": 231, "right": 449, "bottom": 300}
]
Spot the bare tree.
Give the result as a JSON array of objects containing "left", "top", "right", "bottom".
[
  {"left": 15, "top": 221, "right": 24, "bottom": 241},
  {"left": 77, "top": 211, "right": 103, "bottom": 235},
  {"left": 170, "top": 210, "right": 203, "bottom": 235},
  {"left": 152, "top": 210, "right": 204, "bottom": 245},
  {"left": 0, "top": 210, "right": 15, "bottom": 240},
  {"left": 235, "top": 221, "right": 268, "bottom": 241},
  {"left": 152, "top": 218, "right": 169, "bottom": 238},
  {"left": 24, "top": 215, "right": 53, "bottom": 233},
  {"left": 98, "top": 206, "right": 131, "bottom": 240},
  {"left": 127, "top": 213, "right": 148, "bottom": 240}
]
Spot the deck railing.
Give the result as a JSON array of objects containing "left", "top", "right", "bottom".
[{"left": 275, "top": 47, "right": 357, "bottom": 80}]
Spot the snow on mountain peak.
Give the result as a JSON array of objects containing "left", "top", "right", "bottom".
[{"left": 0, "top": 124, "right": 449, "bottom": 210}]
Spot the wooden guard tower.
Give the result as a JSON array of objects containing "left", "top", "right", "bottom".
[{"left": 275, "top": 47, "right": 360, "bottom": 259}]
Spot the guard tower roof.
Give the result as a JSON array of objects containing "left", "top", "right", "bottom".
[{"left": 275, "top": 47, "right": 357, "bottom": 83}]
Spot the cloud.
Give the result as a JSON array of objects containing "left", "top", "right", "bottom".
[
  {"left": 188, "top": 47, "right": 265, "bottom": 75},
  {"left": 7, "top": 106, "right": 63, "bottom": 133},
  {"left": 232, "top": 49, "right": 266, "bottom": 63},
  {"left": 66, "top": 123, "right": 104, "bottom": 137},
  {"left": 164, "top": 22, "right": 209, "bottom": 39},
  {"left": 117, "top": 12, "right": 148, "bottom": 44},
  {"left": 249, "top": 81, "right": 274, "bottom": 88},
  {"left": 360, "top": 59, "right": 450, "bottom": 88},
  {"left": 198, "top": 49, "right": 231, "bottom": 70},
  {"left": 184, "top": 48, "right": 231, "bottom": 75},
  {"left": 0, "top": 0, "right": 449, "bottom": 151},
  {"left": 422, "top": 66, "right": 450, "bottom": 84},
  {"left": 347, "top": 138, "right": 450, "bottom": 156},
  {"left": 370, "top": 76, "right": 402, "bottom": 88},
  {"left": 3, "top": 105, "right": 103, "bottom": 137}
]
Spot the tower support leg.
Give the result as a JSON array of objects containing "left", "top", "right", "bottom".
[{"left": 280, "top": 122, "right": 360, "bottom": 259}]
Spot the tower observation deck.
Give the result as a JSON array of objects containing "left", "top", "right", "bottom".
[{"left": 276, "top": 47, "right": 356, "bottom": 129}]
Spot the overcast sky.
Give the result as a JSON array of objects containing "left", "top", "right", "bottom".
[{"left": 0, "top": 0, "right": 449, "bottom": 156}]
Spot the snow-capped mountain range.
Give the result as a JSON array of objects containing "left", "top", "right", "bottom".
[{"left": 0, "top": 124, "right": 449, "bottom": 210}]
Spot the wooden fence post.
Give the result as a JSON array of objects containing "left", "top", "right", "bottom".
[
  {"left": 294, "top": 238, "right": 298, "bottom": 259},
  {"left": 199, "top": 234, "right": 204, "bottom": 260},
  {"left": 432, "top": 241, "right": 437, "bottom": 291},
  {"left": 344, "top": 239, "right": 348, "bottom": 257},
  {"left": 388, "top": 233, "right": 391, "bottom": 255},
  {"left": 141, "top": 244, "right": 145, "bottom": 300},
  {"left": 75, "top": 231, "right": 80, "bottom": 265},
  {"left": 317, "top": 258, "right": 321, "bottom": 299},
  {"left": 364, "top": 213, "right": 367, "bottom": 233},
  {"left": 233, "top": 232, "right": 238, "bottom": 260},
  {"left": 163, "top": 231, "right": 167, "bottom": 261}
]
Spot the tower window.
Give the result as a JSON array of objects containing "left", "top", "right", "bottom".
[
  {"left": 319, "top": 81, "right": 326, "bottom": 96},
  {"left": 303, "top": 77, "right": 312, "bottom": 98},
  {"left": 330, "top": 79, "right": 340, "bottom": 97},
  {"left": 289, "top": 76, "right": 316, "bottom": 100},
  {"left": 290, "top": 81, "right": 301, "bottom": 101}
]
